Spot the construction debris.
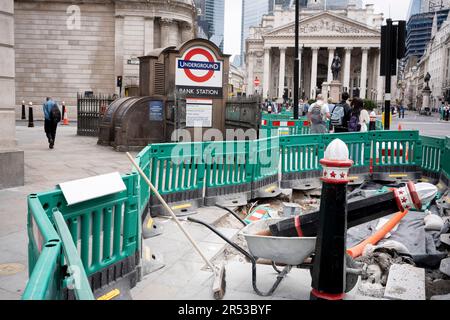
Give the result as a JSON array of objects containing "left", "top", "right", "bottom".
[
  {"left": 439, "top": 258, "right": 450, "bottom": 277},
  {"left": 384, "top": 264, "right": 426, "bottom": 300}
]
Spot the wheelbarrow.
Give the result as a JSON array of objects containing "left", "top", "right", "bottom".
[{"left": 188, "top": 206, "right": 362, "bottom": 297}]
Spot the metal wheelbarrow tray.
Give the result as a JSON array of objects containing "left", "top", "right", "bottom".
[
  {"left": 188, "top": 209, "right": 316, "bottom": 297},
  {"left": 241, "top": 219, "right": 316, "bottom": 266}
]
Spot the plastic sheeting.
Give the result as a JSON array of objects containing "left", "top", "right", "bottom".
[{"left": 347, "top": 210, "right": 450, "bottom": 268}]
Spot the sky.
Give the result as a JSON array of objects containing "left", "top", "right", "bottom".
[{"left": 223, "top": 0, "right": 412, "bottom": 57}]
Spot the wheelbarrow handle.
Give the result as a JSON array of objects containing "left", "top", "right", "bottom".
[
  {"left": 187, "top": 216, "right": 293, "bottom": 297},
  {"left": 187, "top": 217, "right": 255, "bottom": 263},
  {"left": 214, "top": 204, "right": 247, "bottom": 227}
]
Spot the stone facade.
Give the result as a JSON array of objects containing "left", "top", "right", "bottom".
[
  {"left": 245, "top": 4, "right": 384, "bottom": 102},
  {"left": 14, "top": 0, "right": 196, "bottom": 111},
  {"left": 404, "top": 13, "right": 450, "bottom": 110},
  {"left": 0, "top": 0, "right": 24, "bottom": 189}
]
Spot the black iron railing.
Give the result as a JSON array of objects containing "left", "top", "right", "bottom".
[{"left": 77, "top": 93, "right": 116, "bottom": 136}]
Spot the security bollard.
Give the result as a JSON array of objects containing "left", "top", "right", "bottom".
[
  {"left": 310, "top": 139, "right": 353, "bottom": 300},
  {"left": 21, "top": 100, "right": 26, "bottom": 120},
  {"left": 62, "top": 102, "right": 66, "bottom": 119},
  {"left": 28, "top": 102, "right": 34, "bottom": 128}
]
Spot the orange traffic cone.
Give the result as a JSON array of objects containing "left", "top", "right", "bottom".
[
  {"left": 398, "top": 123, "right": 402, "bottom": 131},
  {"left": 62, "top": 106, "right": 69, "bottom": 125}
]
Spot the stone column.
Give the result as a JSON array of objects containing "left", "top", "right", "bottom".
[
  {"left": 247, "top": 51, "right": 254, "bottom": 95},
  {"left": 327, "top": 47, "right": 336, "bottom": 83},
  {"left": 278, "top": 47, "right": 287, "bottom": 101},
  {"left": 168, "top": 20, "right": 179, "bottom": 46},
  {"left": 376, "top": 50, "right": 384, "bottom": 102},
  {"left": 0, "top": 0, "right": 24, "bottom": 189},
  {"left": 263, "top": 47, "right": 271, "bottom": 99},
  {"left": 160, "top": 18, "right": 171, "bottom": 48},
  {"left": 343, "top": 47, "right": 352, "bottom": 92},
  {"left": 114, "top": 15, "right": 124, "bottom": 96},
  {"left": 144, "top": 17, "right": 154, "bottom": 55},
  {"left": 310, "top": 47, "right": 319, "bottom": 98},
  {"left": 360, "top": 47, "right": 369, "bottom": 99},
  {"left": 180, "top": 21, "right": 193, "bottom": 43}
]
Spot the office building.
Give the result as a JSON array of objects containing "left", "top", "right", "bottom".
[
  {"left": 406, "top": 8, "right": 450, "bottom": 59},
  {"left": 195, "top": 0, "right": 225, "bottom": 50}
]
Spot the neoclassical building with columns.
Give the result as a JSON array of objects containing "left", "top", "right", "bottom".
[
  {"left": 245, "top": 4, "right": 385, "bottom": 102},
  {"left": 14, "top": 0, "right": 196, "bottom": 107}
]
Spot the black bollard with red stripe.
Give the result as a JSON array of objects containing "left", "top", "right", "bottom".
[{"left": 310, "top": 139, "right": 353, "bottom": 300}]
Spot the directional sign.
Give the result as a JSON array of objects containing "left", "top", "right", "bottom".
[{"left": 175, "top": 46, "right": 223, "bottom": 98}]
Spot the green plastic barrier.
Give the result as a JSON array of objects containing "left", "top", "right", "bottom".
[
  {"left": 369, "top": 131, "right": 423, "bottom": 181},
  {"left": 148, "top": 142, "right": 205, "bottom": 215},
  {"left": 52, "top": 209, "right": 94, "bottom": 300},
  {"left": 23, "top": 194, "right": 63, "bottom": 300},
  {"left": 261, "top": 119, "right": 312, "bottom": 137},
  {"left": 24, "top": 131, "right": 450, "bottom": 300},
  {"left": 204, "top": 139, "right": 254, "bottom": 206},
  {"left": 23, "top": 173, "right": 140, "bottom": 300},
  {"left": 252, "top": 136, "right": 281, "bottom": 199},
  {"left": 135, "top": 145, "right": 151, "bottom": 217},
  {"left": 420, "top": 136, "right": 445, "bottom": 179},
  {"left": 442, "top": 137, "right": 450, "bottom": 181},
  {"left": 279, "top": 134, "right": 325, "bottom": 190}
]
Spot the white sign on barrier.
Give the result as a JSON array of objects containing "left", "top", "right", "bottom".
[{"left": 59, "top": 172, "right": 126, "bottom": 206}]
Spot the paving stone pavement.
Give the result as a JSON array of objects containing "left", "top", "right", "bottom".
[{"left": 0, "top": 124, "right": 137, "bottom": 299}]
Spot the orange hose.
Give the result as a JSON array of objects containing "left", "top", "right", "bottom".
[{"left": 347, "top": 210, "right": 409, "bottom": 258}]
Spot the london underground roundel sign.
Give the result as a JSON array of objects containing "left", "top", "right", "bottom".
[{"left": 175, "top": 45, "right": 223, "bottom": 98}]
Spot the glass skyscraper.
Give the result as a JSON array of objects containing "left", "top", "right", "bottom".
[
  {"left": 406, "top": 8, "right": 450, "bottom": 59},
  {"left": 195, "top": 0, "right": 225, "bottom": 51},
  {"left": 407, "top": 0, "right": 423, "bottom": 20}
]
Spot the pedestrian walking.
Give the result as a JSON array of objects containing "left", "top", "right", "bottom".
[
  {"left": 369, "top": 110, "right": 377, "bottom": 131},
  {"left": 308, "top": 94, "right": 330, "bottom": 134},
  {"left": 348, "top": 97, "right": 363, "bottom": 132},
  {"left": 360, "top": 107, "right": 370, "bottom": 132},
  {"left": 43, "top": 97, "right": 61, "bottom": 149},
  {"left": 445, "top": 104, "right": 450, "bottom": 122},
  {"left": 331, "top": 92, "right": 352, "bottom": 133},
  {"left": 399, "top": 104, "right": 405, "bottom": 119}
]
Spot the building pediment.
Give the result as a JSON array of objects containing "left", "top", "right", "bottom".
[{"left": 264, "top": 11, "right": 380, "bottom": 38}]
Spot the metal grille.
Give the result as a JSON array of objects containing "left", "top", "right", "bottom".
[
  {"left": 154, "top": 63, "right": 165, "bottom": 96},
  {"left": 77, "top": 93, "right": 116, "bottom": 136}
]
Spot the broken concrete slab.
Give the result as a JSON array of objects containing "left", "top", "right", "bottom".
[
  {"left": 282, "top": 202, "right": 302, "bottom": 217},
  {"left": 439, "top": 258, "right": 450, "bottom": 277},
  {"left": 440, "top": 234, "right": 450, "bottom": 246},
  {"left": 430, "top": 294, "right": 450, "bottom": 300},
  {"left": 384, "top": 264, "right": 426, "bottom": 300}
]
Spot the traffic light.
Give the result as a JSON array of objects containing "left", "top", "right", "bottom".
[
  {"left": 117, "top": 76, "right": 123, "bottom": 88},
  {"left": 380, "top": 20, "right": 406, "bottom": 77}
]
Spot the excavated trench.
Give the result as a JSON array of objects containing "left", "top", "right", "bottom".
[{"left": 209, "top": 182, "right": 450, "bottom": 300}]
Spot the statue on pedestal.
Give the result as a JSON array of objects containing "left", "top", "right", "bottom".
[
  {"left": 331, "top": 53, "right": 341, "bottom": 81},
  {"left": 424, "top": 72, "right": 431, "bottom": 90}
]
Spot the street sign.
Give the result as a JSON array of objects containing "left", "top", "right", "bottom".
[
  {"left": 175, "top": 46, "right": 223, "bottom": 97},
  {"left": 254, "top": 77, "right": 260, "bottom": 87}
]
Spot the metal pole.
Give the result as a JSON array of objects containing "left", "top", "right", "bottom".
[
  {"left": 384, "top": 19, "right": 392, "bottom": 130},
  {"left": 293, "top": 0, "right": 300, "bottom": 119},
  {"left": 310, "top": 140, "right": 353, "bottom": 300}
]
